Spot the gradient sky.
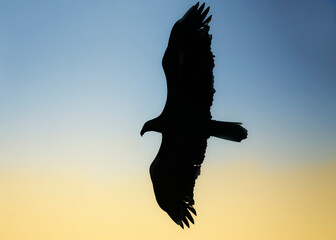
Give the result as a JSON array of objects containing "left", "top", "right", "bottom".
[{"left": 1, "top": 0, "right": 336, "bottom": 239}]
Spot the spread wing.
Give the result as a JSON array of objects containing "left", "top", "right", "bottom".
[
  {"left": 150, "top": 134, "right": 207, "bottom": 229},
  {"left": 161, "top": 2, "right": 215, "bottom": 121},
  {"left": 150, "top": 3, "right": 215, "bottom": 228}
]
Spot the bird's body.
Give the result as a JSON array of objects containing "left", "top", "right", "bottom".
[{"left": 141, "top": 2, "right": 247, "bottom": 228}]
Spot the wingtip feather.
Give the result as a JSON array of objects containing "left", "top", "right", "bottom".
[
  {"left": 177, "top": 220, "right": 184, "bottom": 229},
  {"left": 198, "top": 2, "right": 206, "bottom": 13},
  {"left": 182, "top": 217, "right": 190, "bottom": 228},
  {"left": 201, "top": 6, "right": 210, "bottom": 20},
  {"left": 186, "top": 209, "right": 195, "bottom": 224},
  {"left": 203, "top": 15, "right": 212, "bottom": 25}
]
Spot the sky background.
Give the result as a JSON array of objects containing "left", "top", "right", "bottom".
[{"left": 0, "top": 0, "right": 336, "bottom": 239}]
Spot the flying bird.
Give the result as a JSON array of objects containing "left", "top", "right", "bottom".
[{"left": 141, "top": 2, "right": 247, "bottom": 228}]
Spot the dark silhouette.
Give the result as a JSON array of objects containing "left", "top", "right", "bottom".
[{"left": 141, "top": 2, "right": 247, "bottom": 228}]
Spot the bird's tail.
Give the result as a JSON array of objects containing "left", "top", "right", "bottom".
[{"left": 210, "top": 120, "right": 248, "bottom": 142}]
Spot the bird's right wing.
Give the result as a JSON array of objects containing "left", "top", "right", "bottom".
[{"left": 150, "top": 133, "right": 208, "bottom": 228}]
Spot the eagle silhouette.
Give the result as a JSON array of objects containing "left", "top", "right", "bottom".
[{"left": 141, "top": 2, "right": 247, "bottom": 228}]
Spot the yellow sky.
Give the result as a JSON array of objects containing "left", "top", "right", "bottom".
[{"left": 1, "top": 161, "right": 335, "bottom": 240}]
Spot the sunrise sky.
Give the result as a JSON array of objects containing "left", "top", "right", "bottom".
[{"left": 1, "top": 0, "right": 336, "bottom": 239}]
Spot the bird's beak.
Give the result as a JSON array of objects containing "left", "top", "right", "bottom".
[{"left": 140, "top": 129, "right": 144, "bottom": 137}]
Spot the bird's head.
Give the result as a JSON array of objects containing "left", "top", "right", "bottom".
[
  {"left": 140, "top": 121, "right": 150, "bottom": 136},
  {"left": 140, "top": 118, "right": 163, "bottom": 136}
]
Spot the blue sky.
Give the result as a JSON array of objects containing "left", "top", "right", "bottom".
[{"left": 0, "top": 0, "right": 335, "bottom": 175}]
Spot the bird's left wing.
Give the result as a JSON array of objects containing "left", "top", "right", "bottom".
[{"left": 161, "top": 2, "right": 214, "bottom": 121}]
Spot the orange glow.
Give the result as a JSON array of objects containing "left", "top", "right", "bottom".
[{"left": 0, "top": 161, "right": 335, "bottom": 240}]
